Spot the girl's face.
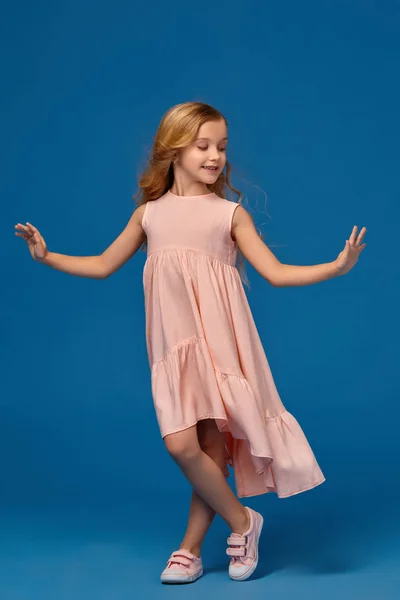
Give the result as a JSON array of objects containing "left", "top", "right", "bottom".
[{"left": 175, "top": 119, "right": 228, "bottom": 185}]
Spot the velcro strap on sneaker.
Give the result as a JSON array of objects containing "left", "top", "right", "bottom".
[
  {"left": 227, "top": 536, "right": 246, "bottom": 545},
  {"left": 226, "top": 546, "right": 246, "bottom": 557},
  {"left": 168, "top": 552, "right": 192, "bottom": 567}
]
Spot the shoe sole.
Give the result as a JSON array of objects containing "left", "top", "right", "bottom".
[
  {"left": 161, "top": 568, "right": 203, "bottom": 584},
  {"left": 229, "top": 512, "right": 264, "bottom": 581}
]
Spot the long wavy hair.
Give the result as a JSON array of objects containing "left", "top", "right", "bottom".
[{"left": 133, "top": 101, "right": 258, "bottom": 288}]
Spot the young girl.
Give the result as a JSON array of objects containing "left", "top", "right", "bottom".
[{"left": 15, "top": 101, "right": 367, "bottom": 584}]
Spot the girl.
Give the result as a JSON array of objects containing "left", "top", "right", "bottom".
[{"left": 15, "top": 101, "right": 367, "bottom": 584}]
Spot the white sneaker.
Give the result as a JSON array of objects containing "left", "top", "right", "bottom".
[
  {"left": 160, "top": 548, "right": 203, "bottom": 584},
  {"left": 226, "top": 506, "right": 264, "bottom": 581}
]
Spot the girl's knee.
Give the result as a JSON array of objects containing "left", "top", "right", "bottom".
[{"left": 164, "top": 426, "right": 201, "bottom": 463}]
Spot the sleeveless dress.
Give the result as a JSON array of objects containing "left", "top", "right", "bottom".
[{"left": 141, "top": 190, "right": 326, "bottom": 498}]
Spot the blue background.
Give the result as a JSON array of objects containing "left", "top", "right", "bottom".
[{"left": 1, "top": 0, "right": 399, "bottom": 597}]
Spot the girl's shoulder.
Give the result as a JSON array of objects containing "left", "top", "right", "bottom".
[{"left": 133, "top": 202, "right": 148, "bottom": 232}]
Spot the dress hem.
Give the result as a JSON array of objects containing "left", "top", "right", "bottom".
[
  {"left": 236, "top": 476, "right": 327, "bottom": 499},
  {"left": 159, "top": 414, "right": 326, "bottom": 499},
  {"left": 160, "top": 415, "right": 228, "bottom": 438}
]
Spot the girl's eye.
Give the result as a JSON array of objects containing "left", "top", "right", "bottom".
[{"left": 198, "top": 147, "right": 226, "bottom": 152}]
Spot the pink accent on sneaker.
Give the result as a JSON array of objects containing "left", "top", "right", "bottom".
[
  {"left": 160, "top": 548, "right": 203, "bottom": 584},
  {"left": 226, "top": 506, "right": 264, "bottom": 581}
]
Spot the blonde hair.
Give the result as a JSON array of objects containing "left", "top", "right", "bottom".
[{"left": 133, "top": 101, "right": 253, "bottom": 287}]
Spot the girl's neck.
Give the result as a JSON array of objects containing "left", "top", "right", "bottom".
[
  {"left": 168, "top": 183, "right": 212, "bottom": 197},
  {"left": 168, "top": 188, "right": 215, "bottom": 199}
]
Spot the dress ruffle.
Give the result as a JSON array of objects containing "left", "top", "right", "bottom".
[{"left": 151, "top": 336, "right": 325, "bottom": 499}]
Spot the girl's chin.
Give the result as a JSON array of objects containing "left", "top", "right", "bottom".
[{"left": 201, "top": 169, "right": 219, "bottom": 177}]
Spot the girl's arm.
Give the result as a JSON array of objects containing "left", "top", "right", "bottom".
[
  {"left": 99, "top": 203, "right": 147, "bottom": 278},
  {"left": 232, "top": 206, "right": 342, "bottom": 288},
  {"left": 38, "top": 252, "right": 107, "bottom": 279},
  {"left": 16, "top": 204, "right": 147, "bottom": 279}
]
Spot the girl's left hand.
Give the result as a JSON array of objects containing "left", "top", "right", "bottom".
[{"left": 334, "top": 226, "right": 367, "bottom": 276}]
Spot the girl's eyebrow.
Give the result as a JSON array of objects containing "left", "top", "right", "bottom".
[{"left": 196, "top": 137, "right": 228, "bottom": 141}]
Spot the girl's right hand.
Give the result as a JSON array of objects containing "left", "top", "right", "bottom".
[{"left": 15, "top": 222, "right": 48, "bottom": 261}]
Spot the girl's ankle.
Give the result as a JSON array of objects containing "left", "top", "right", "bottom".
[
  {"left": 179, "top": 544, "right": 201, "bottom": 558},
  {"left": 230, "top": 507, "right": 250, "bottom": 535}
]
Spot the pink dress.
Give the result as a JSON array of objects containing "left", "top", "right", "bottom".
[{"left": 141, "top": 190, "right": 326, "bottom": 498}]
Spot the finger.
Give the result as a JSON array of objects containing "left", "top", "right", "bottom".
[
  {"left": 25, "top": 222, "right": 38, "bottom": 233},
  {"left": 352, "top": 230, "right": 364, "bottom": 247},
  {"left": 15, "top": 224, "right": 33, "bottom": 235},
  {"left": 26, "top": 222, "right": 44, "bottom": 242},
  {"left": 349, "top": 226, "right": 358, "bottom": 244},
  {"left": 15, "top": 224, "right": 37, "bottom": 241},
  {"left": 15, "top": 228, "right": 32, "bottom": 238},
  {"left": 357, "top": 227, "right": 367, "bottom": 245}
]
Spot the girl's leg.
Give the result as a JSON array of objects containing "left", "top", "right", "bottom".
[
  {"left": 178, "top": 419, "right": 228, "bottom": 556},
  {"left": 164, "top": 420, "right": 250, "bottom": 548},
  {"left": 179, "top": 490, "right": 215, "bottom": 557}
]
